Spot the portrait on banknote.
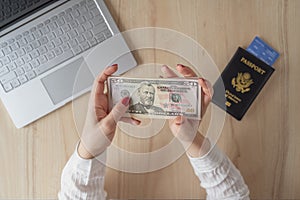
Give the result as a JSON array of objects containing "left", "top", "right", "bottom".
[{"left": 128, "top": 82, "right": 165, "bottom": 114}]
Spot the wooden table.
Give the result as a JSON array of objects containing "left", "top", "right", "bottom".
[{"left": 1, "top": 0, "right": 299, "bottom": 199}]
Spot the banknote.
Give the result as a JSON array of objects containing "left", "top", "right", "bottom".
[{"left": 108, "top": 77, "right": 201, "bottom": 119}]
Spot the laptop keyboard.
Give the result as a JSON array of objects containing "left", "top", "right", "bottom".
[{"left": 0, "top": 0, "right": 112, "bottom": 93}]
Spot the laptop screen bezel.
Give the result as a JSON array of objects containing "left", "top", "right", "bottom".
[{"left": 0, "top": 0, "right": 67, "bottom": 37}]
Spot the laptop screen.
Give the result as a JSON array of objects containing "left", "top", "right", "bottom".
[{"left": 0, "top": 0, "right": 59, "bottom": 32}]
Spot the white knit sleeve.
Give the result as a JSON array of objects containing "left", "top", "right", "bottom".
[
  {"left": 187, "top": 146, "right": 250, "bottom": 200},
  {"left": 58, "top": 143, "right": 107, "bottom": 200}
]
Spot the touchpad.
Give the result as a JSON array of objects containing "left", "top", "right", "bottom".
[{"left": 41, "top": 57, "right": 94, "bottom": 105}]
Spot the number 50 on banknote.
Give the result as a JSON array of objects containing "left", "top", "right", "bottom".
[{"left": 108, "top": 77, "right": 201, "bottom": 119}]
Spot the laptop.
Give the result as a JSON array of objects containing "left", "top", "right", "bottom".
[{"left": 0, "top": 0, "right": 137, "bottom": 128}]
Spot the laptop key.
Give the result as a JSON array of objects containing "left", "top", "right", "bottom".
[
  {"left": 61, "top": 43, "right": 70, "bottom": 52},
  {"left": 54, "top": 47, "right": 63, "bottom": 56},
  {"left": 39, "top": 37, "right": 48, "bottom": 45},
  {"left": 84, "top": 12, "right": 93, "bottom": 21},
  {"left": 23, "top": 63, "right": 32, "bottom": 72},
  {"left": 16, "top": 48, "right": 25, "bottom": 57},
  {"left": 57, "top": 18, "right": 65, "bottom": 26},
  {"left": 23, "top": 54, "right": 32, "bottom": 63},
  {"left": 83, "top": 31, "right": 93, "bottom": 40},
  {"left": 11, "top": 79, "right": 21, "bottom": 88},
  {"left": 61, "top": 33, "right": 70, "bottom": 42},
  {"left": 61, "top": 24, "right": 71, "bottom": 32},
  {"left": 10, "top": 43, "right": 20, "bottom": 51},
  {"left": 70, "top": 20, "right": 78, "bottom": 28},
  {"left": 45, "top": 42, "right": 55, "bottom": 50},
  {"left": 30, "top": 50, "right": 40, "bottom": 58},
  {"left": 30, "top": 59, "right": 40, "bottom": 68},
  {"left": 18, "top": 38, "right": 27, "bottom": 46},
  {"left": 0, "top": 71, "right": 17, "bottom": 84},
  {"left": 0, "top": 57, "right": 11, "bottom": 65},
  {"left": 54, "top": 28, "right": 63, "bottom": 36},
  {"left": 32, "top": 30, "right": 42, "bottom": 39},
  {"left": 0, "top": 66, "right": 9, "bottom": 77},
  {"left": 77, "top": 16, "right": 86, "bottom": 24},
  {"left": 71, "top": 9, "right": 80, "bottom": 18},
  {"left": 2, "top": 82, "right": 13, "bottom": 92},
  {"left": 49, "top": 22, "right": 58, "bottom": 30},
  {"left": 19, "top": 75, "right": 28, "bottom": 84},
  {"left": 7, "top": 63, "right": 17, "bottom": 71},
  {"left": 8, "top": 52, "right": 18, "bottom": 61},
  {"left": 32, "top": 40, "right": 41, "bottom": 49},
  {"left": 69, "top": 39, "right": 78, "bottom": 48},
  {"left": 46, "top": 32, "right": 56, "bottom": 41},
  {"left": 81, "top": 41, "right": 90, "bottom": 51},
  {"left": 38, "top": 46, "right": 47, "bottom": 55},
  {"left": 24, "top": 44, "right": 33, "bottom": 53},
  {"left": 90, "top": 8, "right": 100, "bottom": 17},
  {"left": 72, "top": 45, "right": 82, "bottom": 55},
  {"left": 91, "top": 24, "right": 107, "bottom": 35},
  {"left": 15, "top": 68, "right": 25, "bottom": 76},
  {"left": 95, "top": 33, "right": 105, "bottom": 43},
  {"left": 53, "top": 38, "right": 62, "bottom": 46},
  {"left": 82, "top": 21, "right": 92, "bottom": 31},
  {"left": 91, "top": 16, "right": 104, "bottom": 26},
  {"left": 38, "top": 55, "right": 48, "bottom": 64},
  {"left": 77, "top": 25, "right": 85, "bottom": 34},
  {"left": 76, "top": 35, "right": 85, "bottom": 43},
  {"left": 25, "top": 34, "right": 35, "bottom": 42},
  {"left": 41, "top": 26, "right": 50, "bottom": 35},
  {"left": 15, "top": 58, "right": 25, "bottom": 67},
  {"left": 26, "top": 71, "right": 36, "bottom": 80},
  {"left": 45, "top": 51, "right": 55, "bottom": 60},
  {"left": 3, "top": 46, "right": 12, "bottom": 55},
  {"left": 88, "top": 37, "right": 97, "bottom": 47}
]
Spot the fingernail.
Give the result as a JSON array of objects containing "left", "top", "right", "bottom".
[
  {"left": 110, "top": 64, "right": 118, "bottom": 68},
  {"left": 122, "top": 96, "right": 130, "bottom": 106},
  {"left": 132, "top": 118, "right": 141, "bottom": 125},
  {"left": 199, "top": 78, "right": 207, "bottom": 85},
  {"left": 177, "top": 64, "right": 185, "bottom": 68}
]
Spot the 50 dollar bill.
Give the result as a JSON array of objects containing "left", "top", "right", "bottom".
[{"left": 108, "top": 77, "right": 201, "bottom": 119}]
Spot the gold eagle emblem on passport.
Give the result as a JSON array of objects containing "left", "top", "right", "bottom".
[{"left": 231, "top": 72, "right": 254, "bottom": 93}]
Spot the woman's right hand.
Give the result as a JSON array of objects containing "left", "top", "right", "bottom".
[{"left": 161, "top": 64, "right": 213, "bottom": 157}]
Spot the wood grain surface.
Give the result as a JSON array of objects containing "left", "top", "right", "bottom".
[{"left": 0, "top": 0, "right": 299, "bottom": 199}]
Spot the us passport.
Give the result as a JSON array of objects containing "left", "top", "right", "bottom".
[{"left": 212, "top": 45, "right": 277, "bottom": 120}]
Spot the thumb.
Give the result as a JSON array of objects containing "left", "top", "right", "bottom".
[{"left": 101, "top": 97, "right": 130, "bottom": 131}]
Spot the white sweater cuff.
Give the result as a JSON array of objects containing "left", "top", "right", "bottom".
[{"left": 187, "top": 145, "right": 224, "bottom": 172}]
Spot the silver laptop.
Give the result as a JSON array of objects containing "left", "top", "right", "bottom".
[{"left": 0, "top": 0, "right": 137, "bottom": 128}]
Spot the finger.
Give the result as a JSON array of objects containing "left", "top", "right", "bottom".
[
  {"left": 174, "top": 115, "right": 185, "bottom": 125},
  {"left": 176, "top": 64, "right": 197, "bottom": 77},
  {"left": 101, "top": 96, "right": 130, "bottom": 131},
  {"left": 91, "top": 64, "right": 118, "bottom": 97},
  {"left": 120, "top": 117, "right": 141, "bottom": 125},
  {"left": 198, "top": 78, "right": 214, "bottom": 117},
  {"left": 161, "top": 65, "right": 178, "bottom": 78},
  {"left": 198, "top": 78, "right": 213, "bottom": 99}
]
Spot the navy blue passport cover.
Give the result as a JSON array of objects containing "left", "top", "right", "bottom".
[{"left": 212, "top": 47, "right": 275, "bottom": 120}]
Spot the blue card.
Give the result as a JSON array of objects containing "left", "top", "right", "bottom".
[{"left": 246, "top": 36, "right": 279, "bottom": 66}]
